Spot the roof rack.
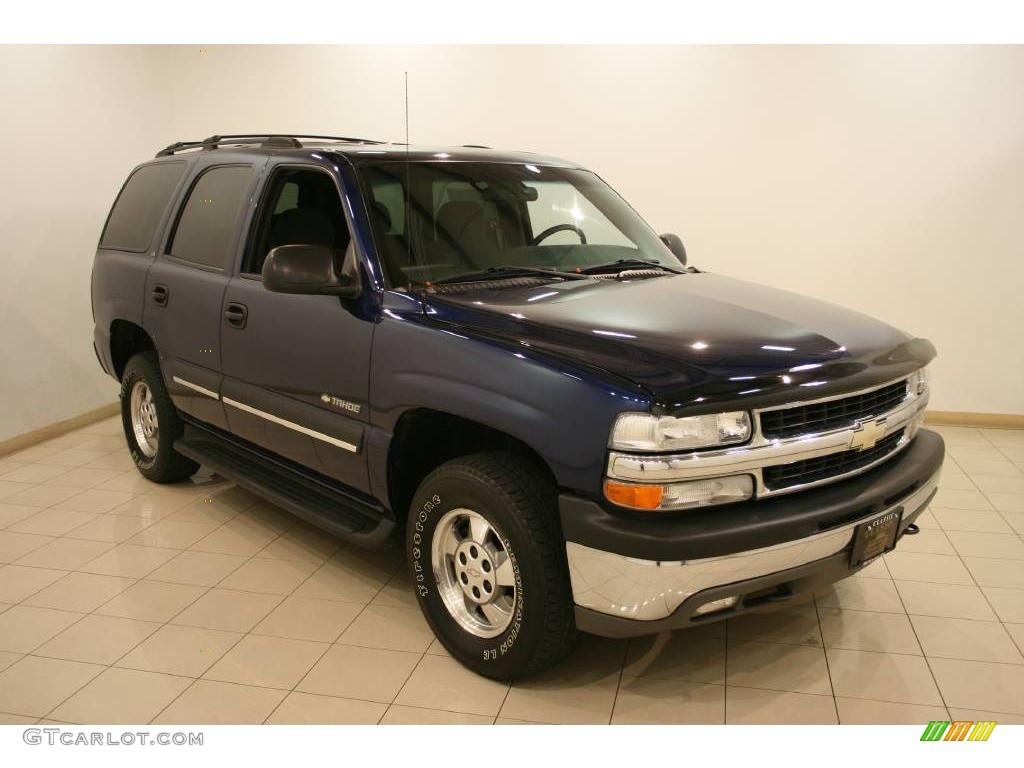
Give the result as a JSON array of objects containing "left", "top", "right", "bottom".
[{"left": 155, "top": 134, "right": 386, "bottom": 157}]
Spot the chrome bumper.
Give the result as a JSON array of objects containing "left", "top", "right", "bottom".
[{"left": 567, "top": 467, "right": 939, "bottom": 623}]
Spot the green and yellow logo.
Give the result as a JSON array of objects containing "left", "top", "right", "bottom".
[{"left": 921, "top": 721, "right": 996, "bottom": 741}]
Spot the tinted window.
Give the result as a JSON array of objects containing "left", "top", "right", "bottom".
[
  {"left": 100, "top": 162, "right": 185, "bottom": 252},
  {"left": 273, "top": 182, "right": 299, "bottom": 213},
  {"left": 169, "top": 165, "right": 254, "bottom": 269},
  {"left": 244, "top": 168, "right": 351, "bottom": 275}
]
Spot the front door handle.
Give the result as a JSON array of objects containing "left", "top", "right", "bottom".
[
  {"left": 224, "top": 302, "right": 248, "bottom": 329},
  {"left": 152, "top": 284, "right": 169, "bottom": 306}
]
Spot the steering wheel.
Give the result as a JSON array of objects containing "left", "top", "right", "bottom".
[{"left": 531, "top": 224, "right": 587, "bottom": 246}]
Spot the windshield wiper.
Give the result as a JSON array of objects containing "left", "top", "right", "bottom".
[
  {"left": 430, "top": 265, "right": 590, "bottom": 286},
  {"left": 578, "top": 258, "right": 685, "bottom": 275}
]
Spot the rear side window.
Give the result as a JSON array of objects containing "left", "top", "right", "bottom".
[
  {"left": 100, "top": 162, "right": 185, "bottom": 252},
  {"left": 169, "top": 165, "right": 255, "bottom": 270}
]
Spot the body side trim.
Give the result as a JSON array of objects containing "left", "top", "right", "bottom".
[
  {"left": 172, "top": 376, "right": 220, "bottom": 400},
  {"left": 221, "top": 396, "right": 358, "bottom": 453}
]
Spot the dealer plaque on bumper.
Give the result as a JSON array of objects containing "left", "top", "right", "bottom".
[{"left": 850, "top": 509, "right": 901, "bottom": 567}]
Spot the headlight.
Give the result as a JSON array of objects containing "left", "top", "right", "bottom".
[
  {"left": 605, "top": 474, "right": 754, "bottom": 511},
  {"left": 909, "top": 366, "right": 930, "bottom": 396},
  {"left": 610, "top": 411, "right": 751, "bottom": 452}
]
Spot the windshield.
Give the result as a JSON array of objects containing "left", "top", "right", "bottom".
[{"left": 359, "top": 161, "right": 680, "bottom": 286}]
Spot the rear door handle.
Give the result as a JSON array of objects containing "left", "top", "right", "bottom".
[
  {"left": 224, "top": 302, "right": 248, "bottom": 329},
  {"left": 152, "top": 284, "right": 169, "bottom": 306}
]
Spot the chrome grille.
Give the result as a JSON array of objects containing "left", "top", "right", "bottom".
[
  {"left": 759, "top": 380, "right": 908, "bottom": 440},
  {"left": 763, "top": 429, "right": 905, "bottom": 491},
  {"left": 607, "top": 372, "right": 929, "bottom": 499}
]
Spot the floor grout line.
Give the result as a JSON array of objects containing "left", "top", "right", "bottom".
[
  {"left": 606, "top": 636, "right": 630, "bottom": 725},
  {"left": 376, "top": 650, "right": 430, "bottom": 725},
  {"left": 890, "top": 561, "right": 953, "bottom": 721},
  {"left": 723, "top": 613, "right": 729, "bottom": 723},
  {"left": 491, "top": 664, "right": 516, "bottom": 725},
  {"left": 812, "top": 594, "right": 842, "bottom": 724}
]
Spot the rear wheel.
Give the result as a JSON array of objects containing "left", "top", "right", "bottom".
[
  {"left": 407, "top": 452, "right": 577, "bottom": 680},
  {"left": 119, "top": 352, "right": 199, "bottom": 483}
]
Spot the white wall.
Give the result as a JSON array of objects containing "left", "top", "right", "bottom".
[
  {"left": 0, "top": 46, "right": 169, "bottom": 442},
  {"left": 1, "top": 46, "right": 1022, "bottom": 442}
]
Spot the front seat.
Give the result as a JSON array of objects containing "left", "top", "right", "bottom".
[
  {"left": 435, "top": 200, "right": 492, "bottom": 264},
  {"left": 268, "top": 207, "right": 335, "bottom": 249}
]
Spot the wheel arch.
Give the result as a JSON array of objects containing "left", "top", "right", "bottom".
[
  {"left": 385, "top": 408, "right": 557, "bottom": 524},
  {"left": 109, "top": 319, "right": 156, "bottom": 379}
]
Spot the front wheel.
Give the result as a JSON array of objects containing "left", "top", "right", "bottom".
[{"left": 407, "top": 453, "right": 577, "bottom": 680}]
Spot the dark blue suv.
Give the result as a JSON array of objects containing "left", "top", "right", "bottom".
[{"left": 91, "top": 134, "right": 944, "bottom": 679}]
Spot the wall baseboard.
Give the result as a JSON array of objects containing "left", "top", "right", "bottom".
[
  {"left": 925, "top": 410, "right": 1024, "bottom": 429},
  {"left": 0, "top": 402, "right": 120, "bottom": 458}
]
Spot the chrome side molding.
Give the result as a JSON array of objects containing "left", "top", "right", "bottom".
[
  {"left": 171, "top": 376, "right": 219, "bottom": 400},
  {"left": 221, "top": 396, "right": 358, "bottom": 453},
  {"left": 170, "top": 376, "right": 359, "bottom": 454}
]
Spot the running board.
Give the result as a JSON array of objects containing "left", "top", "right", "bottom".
[{"left": 174, "top": 426, "right": 393, "bottom": 548}]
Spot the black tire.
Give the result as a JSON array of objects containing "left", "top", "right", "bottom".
[
  {"left": 407, "top": 452, "right": 577, "bottom": 680},
  {"left": 119, "top": 352, "right": 199, "bottom": 483}
]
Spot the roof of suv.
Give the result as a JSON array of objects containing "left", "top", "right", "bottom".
[{"left": 155, "top": 134, "right": 581, "bottom": 169}]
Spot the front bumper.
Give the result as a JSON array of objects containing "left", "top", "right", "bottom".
[{"left": 561, "top": 428, "right": 945, "bottom": 638}]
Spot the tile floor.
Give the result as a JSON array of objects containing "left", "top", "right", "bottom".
[{"left": 1, "top": 418, "right": 1023, "bottom": 725}]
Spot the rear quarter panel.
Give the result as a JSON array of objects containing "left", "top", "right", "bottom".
[
  {"left": 91, "top": 250, "right": 153, "bottom": 374},
  {"left": 91, "top": 159, "right": 194, "bottom": 377}
]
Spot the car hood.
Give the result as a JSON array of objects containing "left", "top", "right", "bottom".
[{"left": 422, "top": 272, "right": 935, "bottom": 414}]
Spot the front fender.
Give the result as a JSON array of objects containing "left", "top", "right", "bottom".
[{"left": 367, "top": 303, "right": 649, "bottom": 501}]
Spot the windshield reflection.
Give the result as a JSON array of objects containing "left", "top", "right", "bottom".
[{"left": 359, "top": 161, "right": 680, "bottom": 287}]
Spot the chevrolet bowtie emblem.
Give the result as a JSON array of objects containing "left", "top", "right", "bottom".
[{"left": 849, "top": 418, "right": 887, "bottom": 451}]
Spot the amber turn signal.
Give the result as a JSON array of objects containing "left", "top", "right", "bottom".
[{"left": 603, "top": 480, "right": 664, "bottom": 510}]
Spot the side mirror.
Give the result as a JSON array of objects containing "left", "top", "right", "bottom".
[
  {"left": 659, "top": 233, "right": 687, "bottom": 266},
  {"left": 262, "top": 244, "right": 362, "bottom": 299}
]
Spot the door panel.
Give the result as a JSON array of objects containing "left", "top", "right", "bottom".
[
  {"left": 220, "top": 279, "right": 373, "bottom": 491},
  {"left": 144, "top": 261, "right": 229, "bottom": 430},
  {"left": 219, "top": 163, "right": 373, "bottom": 493}
]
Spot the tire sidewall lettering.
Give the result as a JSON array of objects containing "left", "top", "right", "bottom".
[
  {"left": 487, "top": 534, "right": 524, "bottom": 659},
  {"left": 410, "top": 494, "right": 441, "bottom": 598},
  {"left": 409, "top": 491, "right": 525, "bottom": 663}
]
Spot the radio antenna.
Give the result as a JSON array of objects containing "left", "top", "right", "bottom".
[{"left": 404, "top": 71, "right": 412, "bottom": 286}]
